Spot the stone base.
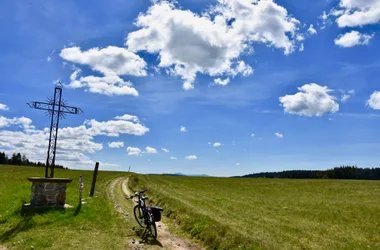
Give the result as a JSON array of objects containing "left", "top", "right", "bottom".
[{"left": 27, "top": 177, "right": 72, "bottom": 207}]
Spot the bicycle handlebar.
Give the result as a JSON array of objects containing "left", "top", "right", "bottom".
[{"left": 128, "top": 189, "right": 148, "bottom": 199}]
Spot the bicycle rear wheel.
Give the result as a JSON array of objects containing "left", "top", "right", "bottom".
[
  {"left": 134, "top": 205, "right": 144, "bottom": 227},
  {"left": 149, "top": 221, "right": 157, "bottom": 239}
]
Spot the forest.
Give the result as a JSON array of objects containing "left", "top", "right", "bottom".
[
  {"left": 240, "top": 166, "right": 380, "bottom": 180},
  {"left": 0, "top": 151, "right": 66, "bottom": 169}
]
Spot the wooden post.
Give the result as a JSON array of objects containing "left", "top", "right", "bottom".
[
  {"left": 90, "top": 162, "right": 99, "bottom": 197},
  {"left": 79, "top": 175, "right": 84, "bottom": 204}
]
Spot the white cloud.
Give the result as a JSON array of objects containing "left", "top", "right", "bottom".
[
  {"left": 170, "top": 156, "right": 177, "bottom": 160},
  {"left": 180, "top": 126, "right": 187, "bottom": 132},
  {"left": 334, "top": 31, "right": 373, "bottom": 48},
  {"left": 307, "top": 24, "right": 317, "bottom": 35},
  {"left": 108, "top": 141, "right": 124, "bottom": 148},
  {"left": 236, "top": 163, "right": 240, "bottom": 166},
  {"left": 367, "top": 91, "right": 380, "bottom": 110},
  {"left": 279, "top": 83, "right": 339, "bottom": 117},
  {"left": 60, "top": 46, "right": 146, "bottom": 77},
  {"left": 214, "top": 78, "right": 230, "bottom": 86},
  {"left": 0, "top": 116, "right": 33, "bottom": 129},
  {"left": 115, "top": 114, "right": 139, "bottom": 122},
  {"left": 162, "top": 148, "right": 169, "bottom": 153},
  {"left": 213, "top": 142, "right": 222, "bottom": 147},
  {"left": 127, "top": 147, "right": 142, "bottom": 156},
  {"left": 0, "top": 113, "right": 147, "bottom": 168},
  {"left": 0, "top": 104, "right": 8, "bottom": 111},
  {"left": 61, "top": 46, "right": 146, "bottom": 96},
  {"left": 145, "top": 146, "right": 157, "bottom": 154},
  {"left": 84, "top": 117, "right": 149, "bottom": 137},
  {"left": 68, "top": 71, "right": 138, "bottom": 96},
  {"left": 341, "top": 94, "right": 351, "bottom": 102},
  {"left": 186, "top": 155, "right": 197, "bottom": 160},
  {"left": 126, "top": 0, "right": 304, "bottom": 90},
  {"left": 275, "top": 132, "right": 284, "bottom": 138},
  {"left": 334, "top": 0, "right": 380, "bottom": 28},
  {"left": 348, "top": 89, "right": 355, "bottom": 95},
  {"left": 251, "top": 133, "right": 255, "bottom": 137}
]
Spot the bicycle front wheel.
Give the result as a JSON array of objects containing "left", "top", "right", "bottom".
[
  {"left": 134, "top": 205, "right": 144, "bottom": 227},
  {"left": 149, "top": 221, "right": 157, "bottom": 239}
]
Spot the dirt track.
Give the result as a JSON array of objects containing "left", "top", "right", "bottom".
[{"left": 110, "top": 177, "right": 204, "bottom": 250}]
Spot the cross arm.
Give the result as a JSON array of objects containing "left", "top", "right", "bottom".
[{"left": 27, "top": 101, "right": 83, "bottom": 115}]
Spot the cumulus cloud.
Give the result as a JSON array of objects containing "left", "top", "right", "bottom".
[
  {"left": 335, "top": 31, "right": 373, "bottom": 48},
  {"left": 0, "top": 104, "right": 9, "bottom": 111},
  {"left": 170, "top": 156, "right": 177, "bottom": 160},
  {"left": 126, "top": 0, "right": 305, "bottom": 90},
  {"left": 279, "top": 83, "right": 339, "bottom": 117},
  {"left": 320, "top": 0, "right": 379, "bottom": 44},
  {"left": 162, "top": 148, "right": 169, "bottom": 153},
  {"left": 145, "top": 146, "right": 157, "bottom": 154},
  {"left": 67, "top": 70, "right": 139, "bottom": 96},
  {"left": 340, "top": 89, "right": 355, "bottom": 102},
  {"left": 214, "top": 78, "right": 230, "bottom": 86},
  {"left": 367, "top": 91, "right": 380, "bottom": 110},
  {"left": 0, "top": 116, "right": 33, "bottom": 129},
  {"left": 0, "top": 113, "right": 148, "bottom": 168},
  {"left": 180, "top": 126, "right": 187, "bottom": 132},
  {"left": 115, "top": 114, "right": 139, "bottom": 122},
  {"left": 60, "top": 46, "right": 147, "bottom": 96},
  {"left": 108, "top": 141, "right": 124, "bottom": 148},
  {"left": 213, "top": 142, "right": 222, "bottom": 147},
  {"left": 186, "top": 155, "right": 197, "bottom": 160},
  {"left": 127, "top": 147, "right": 142, "bottom": 156},
  {"left": 275, "top": 132, "right": 284, "bottom": 138},
  {"left": 334, "top": 0, "right": 380, "bottom": 28},
  {"left": 341, "top": 94, "right": 350, "bottom": 102},
  {"left": 84, "top": 116, "right": 149, "bottom": 137},
  {"left": 307, "top": 24, "right": 317, "bottom": 35},
  {"left": 60, "top": 46, "right": 146, "bottom": 76}
]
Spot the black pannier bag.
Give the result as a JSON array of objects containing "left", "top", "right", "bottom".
[{"left": 150, "top": 206, "right": 164, "bottom": 222}]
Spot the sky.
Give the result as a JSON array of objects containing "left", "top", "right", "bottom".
[{"left": 1, "top": 0, "right": 380, "bottom": 177}]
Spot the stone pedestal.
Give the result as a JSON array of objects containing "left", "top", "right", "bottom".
[{"left": 27, "top": 177, "right": 72, "bottom": 207}]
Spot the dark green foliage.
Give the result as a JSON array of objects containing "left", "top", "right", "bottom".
[
  {"left": 0, "top": 151, "right": 66, "bottom": 169},
  {"left": 241, "top": 166, "right": 380, "bottom": 180}
]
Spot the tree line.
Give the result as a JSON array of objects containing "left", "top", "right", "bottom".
[
  {"left": 0, "top": 151, "right": 66, "bottom": 169},
  {"left": 239, "top": 166, "right": 380, "bottom": 180}
]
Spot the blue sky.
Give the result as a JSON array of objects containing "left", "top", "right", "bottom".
[{"left": 1, "top": 0, "right": 380, "bottom": 177}]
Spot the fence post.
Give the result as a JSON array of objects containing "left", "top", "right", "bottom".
[
  {"left": 79, "top": 175, "right": 84, "bottom": 204},
  {"left": 90, "top": 162, "right": 99, "bottom": 197}
]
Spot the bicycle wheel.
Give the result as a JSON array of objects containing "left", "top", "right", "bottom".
[
  {"left": 149, "top": 221, "right": 157, "bottom": 239},
  {"left": 134, "top": 205, "right": 145, "bottom": 227}
]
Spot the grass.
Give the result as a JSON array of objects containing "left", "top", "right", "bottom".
[
  {"left": 129, "top": 174, "right": 380, "bottom": 250},
  {"left": 0, "top": 165, "right": 133, "bottom": 250}
]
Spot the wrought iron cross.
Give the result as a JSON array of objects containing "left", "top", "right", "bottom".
[{"left": 28, "top": 82, "right": 83, "bottom": 178}]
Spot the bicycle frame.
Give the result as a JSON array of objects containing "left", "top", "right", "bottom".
[{"left": 136, "top": 194, "right": 153, "bottom": 224}]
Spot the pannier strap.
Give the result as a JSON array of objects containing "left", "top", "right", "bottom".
[{"left": 151, "top": 206, "right": 164, "bottom": 211}]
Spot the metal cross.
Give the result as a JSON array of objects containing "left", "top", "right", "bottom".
[{"left": 27, "top": 82, "right": 83, "bottom": 178}]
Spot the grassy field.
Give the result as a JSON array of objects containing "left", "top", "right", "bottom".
[
  {"left": 0, "top": 165, "right": 133, "bottom": 250},
  {"left": 129, "top": 174, "right": 380, "bottom": 249}
]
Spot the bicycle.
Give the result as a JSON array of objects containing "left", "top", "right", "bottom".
[{"left": 128, "top": 189, "right": 163, "bottom": 239}]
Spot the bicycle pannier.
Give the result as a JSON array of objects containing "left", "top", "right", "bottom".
[{"left": 151, "top": 206, "right": 163, "bottom": 222}]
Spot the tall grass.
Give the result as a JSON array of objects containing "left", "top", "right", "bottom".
[
  {"left": 130, "top": 174, "right": 380, "bottom": 249},
  {"left": 0, "top": 165, "right": 131, "bottom": 249}
]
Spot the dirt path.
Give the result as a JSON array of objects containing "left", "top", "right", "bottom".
[{"left": 110, "top": 177, "right": 204, "bottom": 250}]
